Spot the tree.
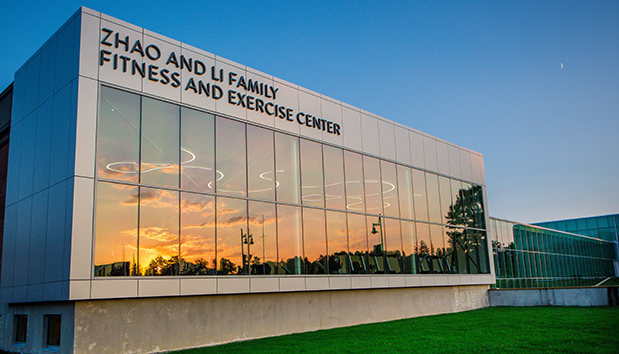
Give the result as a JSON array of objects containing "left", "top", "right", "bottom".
[{"left": 218, "top": 257, "right": 236, "bottom": 275}]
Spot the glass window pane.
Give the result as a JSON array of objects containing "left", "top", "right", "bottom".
[
  {"left": 397, "top": 165, "right": 414, "bottom": 220},
  {"left": 277, "top": 204, "right": 303, "bottom": 274},
  {"left": 323, "top": 146, "right": 345, "bottom": 210},
  {"left": 97, "top": 87, "right": 140, "bottom": 182},
  {"left": 381, "top": 161, "right": 399, "bottom": 218},
  {"left": 439, "top": 177, "right": 452, "bottom": 225},
  {"left": 216, "top": 118, "right": 247, "bottom": 197},
  {"left": 416, "top": 222, "right": 432, "bottom": 273},
  {"left": 247, "top": 126, "right": 275, "bottom": 201},
  {"left": 430, "top": 224, "right": 445, "bottom": 273},
  {"left": 367, "top": 215, "right": 385, "bottom": 274},
  {"left": 180, "top": 192, "right": 215, "bottom": 275},
  {"left": 94, "top": 182, "right": 138, "bottom": 276},
  {"left": 344, "top": 151, "right": 365, "bottom": 212},
  {"left": 139, "top": 187, "right": 180, "bottom": 276},
  {"left": 180, "top": 108, "right": 214, "bottom": 193},
  {"left": 303, "top": 208, "right": 327, "bottom": 274},
  {"left": 363, "top": 156, "right": 382, "bottom": 215},
  {"left": 401, "top": 220, "right": 417, "bottom": 274},
  {"left": 348, "top": 213, "right": 369, "bottom": 274},
  {"left": 326, "top": 210, "right": 349, "bottom": 274},
  {"left": 248, "top": 201, "right": 278, "bottom": 274},
  {"left": 426, "top": 174, "right": 441, "bottom": 224},
  {"left": 216, "top": 197, "right": 247, "bottom": 275},
  {"left": 141, "top": 98, "right": 180, "bottom": 188},
  {"left": 412, "top": 169, "right": 428, "bottom": 222},
  {"left": 384, "top": 218, "right": 402, "bottom": 274},
  {"left": 449, "top": 179, "right": 463, "bottom": 226},
  {"left": 275, "top": 133, "right": 300, "bottom": 204},
  {"left": 300, "top": 139, "right": 324, "bottom": 207}
]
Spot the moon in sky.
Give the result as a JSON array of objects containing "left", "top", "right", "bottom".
[{"left": 560, "top": 63, "right": 564, "bottom": 69}]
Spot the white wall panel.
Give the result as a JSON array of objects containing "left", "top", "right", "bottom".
[
  {"left": 18, "top": 111, "right": 37, "bottom": 200},
  {"left": 436, "top": 141, "right": 450, "bottom": 175},
  {"left": 306, "top": 277, "right": 329, "bottom": 291},
  {"left": 45, "top": 181, "right": 67, "bottom": 283},
  {"left": 33, "top": 99, "right": 53, "bottom": 193},
  {"left": 14, "top": 198, "right": 32, "bottom": 287},
  {"left": 272, "top": 80, "right": 299, "bottom": 135},
  {"left": 63, "top": 179, "right": 75, "bottom": 282},
  {"left": 378, "top": 120, "right": 396, "bottom": 160},
  {"left": 279, "top": 277, "right": 305, "bottom": 292},
  {"left": 55, "top": 17, "right": 78, "bottom": 93},
  {"left": 139, "top": 279, "right": 180, "bottom": 297},
  {"left": 24, "top": 54, "right": 41, "bottom": 117},
  {"left": 394, "top": 126, "right": 411, "bottom": 165},
  {"left": 11, "top": 68, "right": 26, "bottom": 126},
  {"left": 297, "top": 90, "right": 322, "bottom": 141},
  {"left": 422, "top": 136, "right": 438, "bottom": 173},
  {"left": 471, "top": 154, "right": 483, "bottom": 185},
  {"left": 74, "top": 77, "right": 98, "bottom": 178},
  {"left": 179, "top": 48, "right": 216, "bottom": 113},
  {"left": 218, "top": 278, "right": 250, "bottom": 294},
  {"left": 361, "top": 113, "right": 380, "bottom": 156},
  {"left": 329, "top": 277, "right": 352, "bottom": 290},
  {"left": 79, "top": 13, "right": 101, "bottom": 80},
  {"left": 141, "top": 34, "right": 181, "bottom": 102},
  {"left": 460, "top": 150, "right": 473, "bottom": 182},
  {"left": 38, "top": 40, "right": 57, "bottom": 106},
  {"left": 91, "top": 279, "right": 138, "bottom": 299},
  {"left": 5, "top": 122, "right": 22, "bottom": 206},
  {"left": 341, "top": 105, "right": 362, "bottom": 151},
  {"left": 213, "top": 59, "right": 247, "bottom": 120},
  {"left": 479, "top": 155, "right": 486, "bottom": 185},
  {"left": 70, "top": 177, "right": 94, "bottom": 280},
  {"left": 244, "top": 69, "right": 276, "bottom": 128},
  {"left": 409, "top": 131, "right": 425, "bottom": 169},
  {"left": 0, "top": 204, "right": 18, "bottom": 288},
  {"left": 180, "top": 278, "right": 217, "bottom": 296},
  {"left": 28, "top": 190, "right": 48, "bottom": 285},
  {"left": 67, "top": 280, "right": 90, "bottom": 300},
  {"left": 98, "top": 19, "right": 143, "bottom": 92},
  {"left": 250, "top": 277, "right": 280, "bottom": 293},
  {"left": 321, "top": 98, "right": 343, "bottom": 146},
  {"left": 448, "top": 145, "right": 462, "bottom": 179}
]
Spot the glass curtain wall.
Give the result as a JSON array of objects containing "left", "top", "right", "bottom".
[
  {"left": 490, "top": 218, "right": 616, "bottom": 288},
  {"left": 94, "top": 86, "right": 491, "bottom": 277}
]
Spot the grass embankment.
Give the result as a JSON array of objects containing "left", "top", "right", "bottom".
[{"left": 172, "top": 306, "right": 619, "bottom": 354}]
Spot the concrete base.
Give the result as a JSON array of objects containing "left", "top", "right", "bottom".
[
  {"left": 72, "top": 285, "right": 488, "bottom": 353},
  {"left": 488, "top": 288, "right": 609, "bottom": 307}
]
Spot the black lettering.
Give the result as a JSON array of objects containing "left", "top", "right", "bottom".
[
  {"left": 229, "top": 72, "right": 237, "bottom": 85},
  {"left": 166, "top": 52, "right": 179, "bottom": 68},
  {"left": 296, "top": 112, "right": 305, "bottom": 125},
  {"left": 305, "top": 114, "right": 312, "bottom": 127},
  {"left": 286, "top": 108, "right": 293, "bottom": 121},
  {"left": 265, "top": 87, "right": 272, "bottom": 98},
  {"left": 171, "top": 72, "right": 181, "bottom": 87},
  {"left": 145, "top": 45, "right": 161, "bottom": 61},
  {"left": 180, "top": 55, "right": 192, "bottom": 72},
  {"left": 327, "top": 121, "right": 334, "bottom": 133},
  {"left": 212, "top": 85, "right": 223, "bottom": 99},
  {"left": 265, "top": 102, "right": 274, "bottom": 115},
  {"left": 160, "top": 69, "right": 170, "bottom": 84},
  {"left": 185, "top": 77, "right": 197, "bottom": 92},
  {"left": 237, "top": 76, "right": 247, "bottom": 90},
  {"left": 119, "top": 55, "right": 130, "bottom": 72},
  {"left": 228, "top": 90, "right": 237, "bottom": 104},
  {"left": 132, "top": 60, "right": 145, "bottom": 77},
  {"left": 278, "top": 105, "right": 287, "bottom": 119},
  {"left": 236, "top": 92, "right": 246, "bottom": 107},
  {"left": 246, "top": 96, "right": 255, "bottom": 110},
  {"left": 100, "top": 49, "right": 112, "bottom": 66},
  {"left": 212, "top": 66, "right": 223, "bottom": 82},
  {"left": 101, "top": 28, "right": 113, "bottom": 47},
  {"left": 247, "top": 79, "right": 260, "bottom": 94},
  {"left": 130, "top": 40, "right": 144, "bottom": 56},
  {"left": 321, "top": 119, "right": 327, "bottom": 131},
  {"left": 255, "top": 99, "right": 265, "bottom": 113},
  {"left": 115, "top": 33, "right": 129, "bottom": 51},
  {"left": 333, "top": 123, "right": 341, "bottom": 136},
  {"left": 312, "top": 117, "right": 321, "bottom": 130},
  {"left": 113, "top": 54, "right": 118, "bottom": 70},
  {"left": 270, "top": 87, "right": 279, "bottom": 100},
  {"left": 194, "top": 60, "right": 206, "bottom": 75},
  {"left": 198, "top": 81, "right": 210, "bottom": 96},
  {"left": 260, "top": 83, "right": 264, "bottom": 96},
  {"left": 148, "top": 65, "right": 159, "bottom": 81}
]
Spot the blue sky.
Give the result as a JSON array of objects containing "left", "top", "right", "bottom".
[{"left": 1, "top": 0, "right": 617, "bottom": 223}]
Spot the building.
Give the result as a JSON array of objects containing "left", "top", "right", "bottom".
[
  {"left": 0, "top": 7, "right": 494, "bottom": 353},
  {"left": 533, "top": 214, "right": 619, "bottom": 243},
  {"left": 489, "top": 217, "right": 616, "bottom": 289}
]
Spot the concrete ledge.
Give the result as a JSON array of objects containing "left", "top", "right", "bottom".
[
  {"left": 73, "top": 285, "right": 489, "bottom": 353},
  {"left": 488, "top": 288, "right": 609, "bottom": 307}
]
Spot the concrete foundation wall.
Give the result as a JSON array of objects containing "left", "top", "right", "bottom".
[
  {"left": 73, "top": 285, "right": 488, "bottom": 354},
  {"left": 488, "top": 288, "right": 609, "bottom": 307}
]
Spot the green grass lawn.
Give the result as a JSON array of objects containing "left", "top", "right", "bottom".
[{"left": 171, "top": 306, "right": 619, "bottom": 354}]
